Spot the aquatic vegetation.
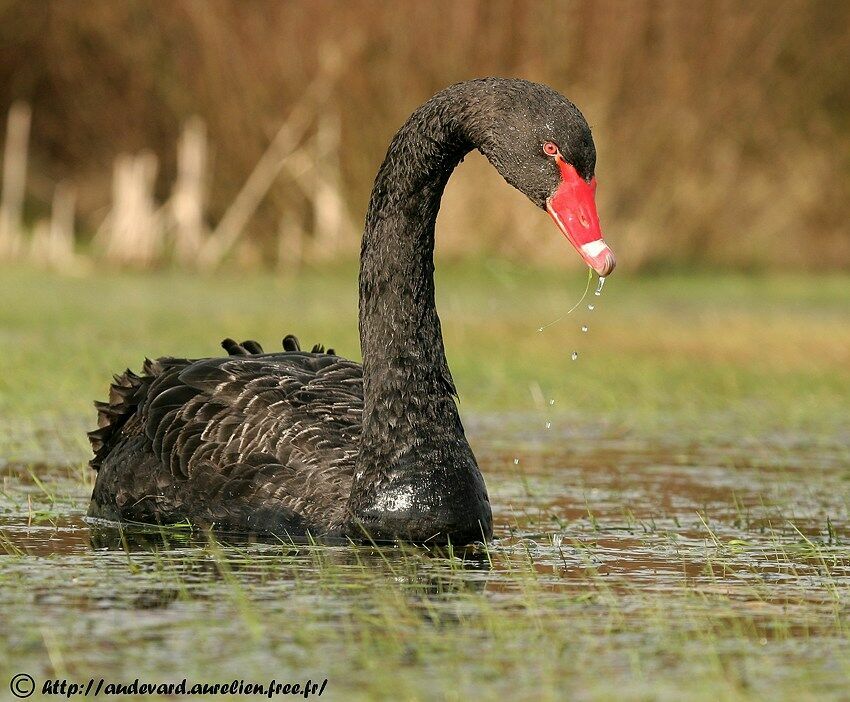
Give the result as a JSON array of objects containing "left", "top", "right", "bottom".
[
  {"left": 1, "top": 428, "right": 849, "bottom": 700},
  {"left": 0, "top": 266, "right": 848, "bottom": 699}
]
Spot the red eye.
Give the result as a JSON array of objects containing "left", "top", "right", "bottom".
[{"left": 543, "top": 142, "right": 559, "bottom": 156}]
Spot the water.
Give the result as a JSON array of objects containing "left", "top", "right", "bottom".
[
  {"left": 594, "top": 276, "right": 606, "bottom": 296},
  {"left": 536, "top": 272, "right": 603, "bottom": 333},
  {"left": 2, "top": 419, "right": 848, "bottom": 699},
  {"left": 6, "top": 420, "right": 846, "bottom": 557}
]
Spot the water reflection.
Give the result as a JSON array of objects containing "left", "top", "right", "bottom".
[{"left": 1, "top": 424, "right": 847, "bottom": 614}]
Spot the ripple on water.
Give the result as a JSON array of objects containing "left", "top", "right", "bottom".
[{"left": 0, "top": 421, "right": 848, "bottom": 693}]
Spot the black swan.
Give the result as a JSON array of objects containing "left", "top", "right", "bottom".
[{"left": 87, "top": 78, "right": 615, "bottom": 545}]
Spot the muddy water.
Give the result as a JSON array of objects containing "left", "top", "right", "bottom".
[
  {"left": 3, "top": 418, "right": 848, "bottom": 585},
  {"left": 1, "top": 416, "right": 849, "bottom": 697}
]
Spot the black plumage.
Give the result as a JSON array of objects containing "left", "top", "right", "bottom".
[{"left": 87, "top": 78, "right": 599, "bottom": 544}]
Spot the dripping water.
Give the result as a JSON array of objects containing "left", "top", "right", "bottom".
[
  {"left": 594, "top": 276, "right": 606, "bottom": 296},
  {"left": 536, "top": 269, "right": 594, "bottom": 333}
]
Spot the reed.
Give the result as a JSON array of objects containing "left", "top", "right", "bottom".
[
  {"left": 0, "top": 102, "right": 30, "bottom": 259},
  {"left": 0, "top": 0, "right": 847, "bottom": 270}
]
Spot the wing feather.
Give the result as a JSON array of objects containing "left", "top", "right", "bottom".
[{"left": 88, "top": 346, "right": 363, "bottom": 534}]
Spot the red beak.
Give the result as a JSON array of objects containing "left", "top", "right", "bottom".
[{"left": 545, "top": 158, "right": 615, "bottom": 276}]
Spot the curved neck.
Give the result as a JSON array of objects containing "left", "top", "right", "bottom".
[
  {"left": 345, "top": 83, "right": 503, "bottom": 541},
  {"left": 357, "top": 88, "right": 477, "bottom": 464}
]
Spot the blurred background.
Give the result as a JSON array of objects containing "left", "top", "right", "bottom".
[
  {"left": 0, "top": 0, "right": 848, "bottom": 437},
  {"left": 3, "top": 5, "right": 850, "bottom": 697},
  {"left": 0, "top": 0, "right": 848, "bottom": 272}
]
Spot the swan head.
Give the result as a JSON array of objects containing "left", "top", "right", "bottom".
[{"left": 468, "top": 78, "right": 615, "bottom": 276}]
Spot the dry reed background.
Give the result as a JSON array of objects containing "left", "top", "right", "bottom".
[{"left": 0, "top": 0, "right": 848, "bottom": 271}]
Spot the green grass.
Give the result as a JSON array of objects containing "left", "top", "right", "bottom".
[
  {"left": 0, "top": 262, "right": 849, "bottom": 701},
  {"left": 0, "top": 261, "right": 847, "bottom": 455}
]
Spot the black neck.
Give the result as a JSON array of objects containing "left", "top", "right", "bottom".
[
  {"left": 355, "top": 87, "right": 477, "bottom": 469},
  {"left": 340, "top": 77, "right": 591, "bottom": 541}
]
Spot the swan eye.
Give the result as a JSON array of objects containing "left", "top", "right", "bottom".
[{"left": 543, "top": 141, "right": 559, "bottom": 156}]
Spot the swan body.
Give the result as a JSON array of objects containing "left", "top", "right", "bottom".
[{"left": 87, "top": 78, "right": 614, "bottom": 544}]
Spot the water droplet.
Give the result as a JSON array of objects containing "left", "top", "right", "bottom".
[
  {"left": 581, "top": 325, "right": 588, "bottom": 333},
  {"left": 549, "top": 399, "right": 555, "bottom": 406},
  {"left": 513, "top": 458, "right": 520, "bottom": 465},
  {"left": 594, "top": 276, "right": 606, "bottom": 296},
  {"left": 571, "top": 351, "right": 579, "bottom": 361},
  {"left": 588, "top": 304, "right": 595, "bottom": 311},
  {"left": 545, "top": 421, "right": 551, "bottom": 429}
]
